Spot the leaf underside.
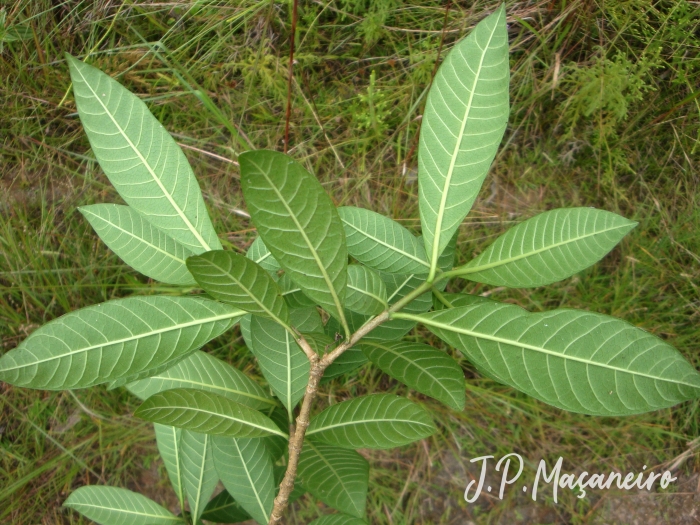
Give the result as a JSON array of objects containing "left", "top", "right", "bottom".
[{"left": 180, "top": 430, "right": 218, "bottom": 521}]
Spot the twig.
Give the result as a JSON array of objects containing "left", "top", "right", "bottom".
[{"left": 284, "top": 0, "right": 299, "bottom": 154}]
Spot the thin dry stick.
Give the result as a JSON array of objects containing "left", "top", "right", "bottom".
[{"left": 283, "top": 0, "right": 299, "bottom": 154}]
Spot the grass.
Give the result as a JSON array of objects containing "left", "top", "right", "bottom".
[{"left": 1, "top": 0, "right": 699, "bottom": 523}]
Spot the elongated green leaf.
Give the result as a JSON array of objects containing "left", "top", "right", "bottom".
[
  {"left": 66, "top": 55, "right": 220, "bottom": 254},
  {"left": 80, "top": 204, "right": 196, "bottom": 285},
  {"left": 359, "top": 341, "right": 465, "bottom": 410},
  {"left": 153, "top": 424, "right": 185, "bottom": 510},
  {"left": 0, "top": 296, "right": 244, "bottom": 390},
  {"left": 395, "top": 304, "right": 700, "bottom": 415},
  {"left": 306, "top": 394, "right": 436, "bottom": 449},
  {"left": 212, "top": 436, "right": 274, "bottom": 525},
  {"left": 455, "top": 208, "right": 637, "bottom": 287},
  {"left": 181, "top": 430, "right": 218, "bottom": 521},
  {"left": 309, "top": 514, "right": 368, "bottom": 525},
  {"left": 249, "top": 315, "right": 310, "bottom": 418},
  {"left": 126, "top": 351, "right": 275, "bottom": 410},
  {"left": 247, "top": 236, "right": 281, "bottom": 274},
  {"left": 135, "top": 389, "right": 287, "bottom": 438},
  {"left": 187, "top": 250, "right": 289, "bottom": 325},
  {"left": 290, "top": 307, "right": 324, "bottom": 334},
  {"left": 63, "top": 486, "right": 182, "bottom": 525},
  {"left": 322, "top": 348, "right": 368, "bottom": 383},
  {"left": 298, "top": 441, "right": 369, "bottom": 518},
  {"left": 418, "top": 5, "right": 509, "bottom": 274},
  {"left": 278, "top": 273, "right": 317, "bottom": 308},
  {"left": 263, "top": 407, "right": 291, "bottom": 462},
  {"left": 345, "top": 265, "right": 387, "bottom": 315},
  {"left": 201, "top": 490, "right": 251, "bottom": 524},
  {"left": 239, "top": 150, "right": 348, "bottom": 328},
  {"left": 338, "top": 206, "right": 429, "bottom": 275},
  {"left": 433, "top": 292, "right": 492, "bottom": 310}
]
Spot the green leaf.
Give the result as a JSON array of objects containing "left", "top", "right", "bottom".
[
  {"left": 322, "top": 348, "right": 368, "bottom": 383},
  {"left": 249, "top": 315, "right": 310, "bottom": 418},
  {"left": 290, "top": 307, "right": 324, "bottom": 334},
  {"left": 309, "top": 514, "right": 368, "bottom": 525},
  {"left": 126, "top": 350, "right": 275, "bottom": 411},
  {"left": 63, "top": 486, "right": 183, "bottom": 525},
  {"left": 153, "top": 424, "right": 185, "bottom": 510},
  {"left": 135, "top": 389, "right": 288, "bottom": 438},
  {"left": 263, "top": 407, "right": 291, "bottom": 462},
  {"left": 359, "top": 341, "right": 465, "bottom": 410},
  {"left": 79, "top": 204, "right": 196, "bottom": 285},
  {"left": 201, "top": 490, "right": 251, "bottom": 524},
  {"left": 273, "top": 465, "right": 306, "bottom": 503},
  {"left": 454, "top": 208, "right": 637, "bottom": 287},
  {"left": 239, "top": 150, "right": 348, "bottom": 330},
  {"left": 298, "top": 441, "right": 369, "bottom": 518},
  {"left": 278, "top": 273, "right": 317, "bottom": 308},
  {"left": 212, "top": 436, "right": 274, "bottom": 525},
  {"left": 187, "top": 250, "right": 289, "bottom": 325},
  {"left": 395, "top": 303, "right": 700, "bottom": 415},
  {"left": 181, "top": 430, "right": 218, "bottom": 521},
  {"left": 418, "top": 5, "right": 509, "bottom": 275},
  {"left": 306, "top": 394, "right": 436, "bottom": 449},
  {"left": 345, "top": 265, "right": 387, "bottom": 315},
  {"left": 338, "top": 206, "right": 429, "bottom": 275},
  {"left": 247, "top": 236, "right": 281, "bottom": 274},
  {"left": 433, "top": 292, "right": 492, "bottom": 310},
  {"left": 0, "top": 296, "right": 244, "bottom": 390},
  {"left": 66, "top": 55, "right": 221, "bottom": 254}
]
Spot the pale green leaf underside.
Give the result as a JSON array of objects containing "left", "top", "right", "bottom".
[
  {"left": 397, "top": 303, "right": 700, "bottom": 415},
  {"left": 247, "top": 235, "right": 281, "bottom": 274},
  {"left": 66, "top": 55, "right": 220, "bottom": 254},
  {"left": 278, "top": 273, "right": 317, "bottom": 308},
  {"left": 212, "top": 436, "right": 274, "bottom": 525},
  {"left": 135, "top": 388, "right": 287, "bottom": 438},
  {"left": 298, "top": 441, "right": 369, "bottom": 518},
  {"left": 457, "top": 207, "right": 637, "bottom": 287},
  {"left": 290, "top": 307, "right": 324, "bottom": 334},
  {"left": 126, "top": 350, "right": 275, "bottom": 411},
  {"left": 63, "top": 486, "right": 183, "bottom": 525},
  {"left": 418, "top": 5, "right": 509, "bottom": 270},
  {"left": 80, "top": 204, "right": 196, "bottom": 285},
  {"left": 249, "top": 315, "right": 310, "bottom": 416},
  {"left": 181, "top": 430, "right": 218, "bottom": 521},
  {"left": 338, "top": 206, "right": 429, "bottom": 275},
  {"left": 309, "top": 514, "right": 368, "bottom": 525},
  {"left": 306, "top": 394, "right": 436, "bottom": 449},
  {"left": 153, "top": 424, "right": 185, "bottom": 510},
  {"left": 239, "top": 150, "right": 347, "bottom": 325},
  {"left": 345, "top": 264, "right": 387, "bottom": 315},
  {"left": 322, "top": 347, "right": 368, "bottom": 382},
  {"left": 187, "top": 250, "right": 289, "bottom": 325},
  {"left": 0, "top": 296, "right": 244, "bottom": 390},
  {"left": 359, "top": 341, "right": 465, "bottom": 411}
]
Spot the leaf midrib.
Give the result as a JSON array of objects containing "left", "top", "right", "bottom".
[
  {"left": 307, "top": 417, "right": 434, "bottom": 435},
  {"left": 232, "top": 439, "right": 269, "bottom": 522},
  {"left": 72, "top": 61, "right": 211, "bottom": 252},
  {"left": 66, "top": 503, "right": 179, "bottom": 521},
  {"left": 147, "top": 376, "right": 276, "bottom": 406},
  {"left": 394, "top": 312, "right": 700, "bottom": 388},
  {"left": 429, "top": 10, "right": 503, "bottom": 274},
  {"left": 0, "top": 309, "right": 245, "bottom": 371}
]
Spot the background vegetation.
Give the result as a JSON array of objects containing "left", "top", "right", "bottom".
[{"left": 1, "top": 0, "right": 699, "bottom": 523}]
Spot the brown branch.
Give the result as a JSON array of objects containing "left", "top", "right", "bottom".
[{"left": 283, "top": 0, "right": 299, "bottom": 154}]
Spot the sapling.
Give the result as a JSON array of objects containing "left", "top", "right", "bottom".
[{"left": 2, "top": 5, "right": 699, "bottom": 525}]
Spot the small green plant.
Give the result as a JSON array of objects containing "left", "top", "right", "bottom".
[{"left": 2, "top": 5, "right": 699, "bottom": 525}]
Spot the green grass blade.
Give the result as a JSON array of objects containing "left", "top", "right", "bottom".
[
  {"left": 359, "top": 341, "right": 465, "bottom": 411},
  {"left": 134, "top": 388, "right": 288, "bottom": 438},
  {"left": 418, "top": 5, "right": 509, "bottom": 277},
  {"left": 306, "top": 394, "right": 436, "bottom": 449},
  {"left": 454, "top": 208, "right": 638, "bottom": 287},
  {"left": 298, "top": 441, "right": 369, "bottom": 518},
  {"left": 309, "top": 514, "right": 368, "bottom": 525},
  {"left": 212, "top": 436, "right": 274, "bottom": 525},
  {"left": 394, "top": 303, "right": 700, "bottom": 415},
  {"left": 63, "top": 486, "right": 183, "bottom": 525},
  {"left": 338, "top": 206, "right": 429, "bottom": 275},
  {"left": 66, "top": 54, "right": 221, "bottom": 254},
  {"left": 239, "top": 150, "right": 348, "bottom": 332},
  {"left": 187, "top": 250, "right": 289, "bottom": 326},
  {"left": 0, "top": 296, "right": 244, "bottom": 390},
  {"left": 79, "top": 204, "right": 196, "bottom": 285}
]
